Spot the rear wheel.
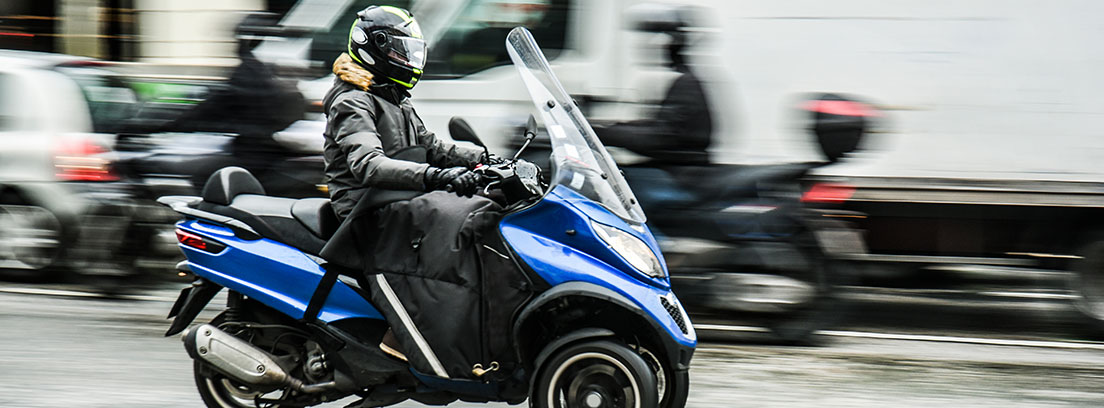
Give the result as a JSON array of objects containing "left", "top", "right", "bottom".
[
  {"left": 192, "top": 312, "right": 292, "bottom": 408},
  {"left": 194, "top": 360, "right": 289, "bottom": 408},
  {"left": 1071, "top": 239, "right": 1104, "bottom": 332},
  {"left": 699, "top": 239, "right": 846, "bottom": 343},
  {"left": 531, "top": 340, "right": 658, "bottom": 408},
  {"left": 763, "top": 249, "right": 847, "bottom": 343},
  {"left": 0, "top": 204, "right": 63, "bottom": 280},
  {"left": 760, "top": 224, "right": 852, "bottom": 343}
]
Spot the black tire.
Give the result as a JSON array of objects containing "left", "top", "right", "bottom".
[
  {"left": 765, "top": 261, "right": 846, "bottom": 343},
  {"left": 0, "top": 203, "right": 65, "bottom": 282},
  {"left": 637, "top": 347, "right": 689, "bottom": 408},
  {"left": 1071, "top": 240, "right": 1104, "bottom": 331},
  {"left": 531, "top": 340, "right": 659, "bottom": 408},
  {"left": 194, "top": 359, "right": 289, "bottom": 408},
  {"left": 762, "top": 228, "right": 852, "bottom": 344}
]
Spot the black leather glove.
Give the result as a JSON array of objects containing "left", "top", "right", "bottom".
[{"left": 424, "top": 166, "right": 480, "bottom": 197}]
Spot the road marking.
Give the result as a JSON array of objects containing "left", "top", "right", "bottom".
[
  {"left": 977, "top": 291, "right": 1076, "bottom": 300},
  {"left": 695, "top": 323, "right": 1104, "bottom": 350}
]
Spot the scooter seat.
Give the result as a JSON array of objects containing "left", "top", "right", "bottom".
[
  {"left": 290, "top": 198, "right": 339, "bottom": 240},
  {"left": 200, "top": 195, "right": 334, "bottom": 255},
  {"left": 198, "top": 167, "right": 338, "bottom": 255}
]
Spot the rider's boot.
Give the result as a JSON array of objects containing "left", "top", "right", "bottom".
[{"left": 379, "top": 328, "right": 407, "bottom": 362}]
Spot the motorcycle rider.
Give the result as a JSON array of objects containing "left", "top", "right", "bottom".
[
  {"left": 593, "top": 5, "right": 713, "bottom": 166},
  {"left": 321, "top": 5, "right": 507, "bottom": 363},
  {"left": 322, "top": 5, "right": 492, "bottom": 220}
]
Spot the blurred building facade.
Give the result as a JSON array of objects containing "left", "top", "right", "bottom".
[{"left": 0, "top": 0, "right": 292, "bottom": 65}]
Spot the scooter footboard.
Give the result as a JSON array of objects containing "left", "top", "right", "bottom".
[{"left": 173, "top": 219, "right": 384, "bottom": 323}]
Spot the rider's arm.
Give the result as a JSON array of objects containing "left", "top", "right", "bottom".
[
  {"left": 408, "top": 105, "right": 485, "bottom": 168},
  {"left": 328, "top": 96, "right": 431, "bottom": 190}
]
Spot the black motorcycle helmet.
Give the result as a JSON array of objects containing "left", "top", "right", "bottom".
[
  {"left": 628, "top": 3, "right": 701, "bottom": 69},
  {"left": 347, "top": 5, "right": 427, "bottom": 89}
]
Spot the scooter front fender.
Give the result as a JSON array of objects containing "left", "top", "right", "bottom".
[{"left": 510, "top": 275, "right": 696, "bottom": 372}]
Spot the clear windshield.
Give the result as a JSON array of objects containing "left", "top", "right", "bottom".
[{"left": 506, "top": 27, "right": 646, "bottom": 224}]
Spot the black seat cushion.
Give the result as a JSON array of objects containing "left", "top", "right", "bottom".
[
  {"left": 198, "top": 195, "right": 328, "bottom": 255},
  {"left": 202, "top": 167, "right": 266, "bottom": 206},
  {"left": 291, "top": 198, "right": 339, "bottom": 240}
]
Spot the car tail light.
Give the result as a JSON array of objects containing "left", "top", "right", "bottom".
[
  {"left": 801, "top": 183, "right": 856, "bottom": 204},
  {"left": 54, "top": 137, "right": 119, "bottom": 181},
  {"left": 175, "top": 229, "right": 226, "bottom": 254}
]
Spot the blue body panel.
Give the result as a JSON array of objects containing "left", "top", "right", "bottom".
[
  {"left": 175, "top": 219, "right": 384, "bottom": 322},
  {"left": 500, "top": 185, "right": 697, "bottom": 349}
]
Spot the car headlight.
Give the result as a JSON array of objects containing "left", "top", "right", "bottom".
[{"left": 591, "top": 220, "right": 665, "bottom": 279}]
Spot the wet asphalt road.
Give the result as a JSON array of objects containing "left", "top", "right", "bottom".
[{"left": 3, "top": 280, "right": 1104, "bottom": 407}]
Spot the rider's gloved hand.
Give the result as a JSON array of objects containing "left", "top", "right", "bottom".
[{"left": 424, "top": 166, "right": 480, "bottom": 197}]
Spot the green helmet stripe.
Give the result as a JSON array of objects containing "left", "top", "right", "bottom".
[
  {"left": 379, "top": 5, "right": 422, "bottom": 38},
  {"left": 389, "top": 76, "right": 416, "bottom": 89},
  {"left": 347, "top": 19, "right": 365, "bottom": 65},
  {"left": 379, "top": 6, "right": 412, "bottom": 22}
]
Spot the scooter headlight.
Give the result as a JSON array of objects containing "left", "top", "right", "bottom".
[{"left": 591, "top": 220, "right": 666, "bottom": 279}]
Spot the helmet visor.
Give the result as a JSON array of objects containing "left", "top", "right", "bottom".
[{"left": 387, "top": 36, "right": 427, "bottom": 70}]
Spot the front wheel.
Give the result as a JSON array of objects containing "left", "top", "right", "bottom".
[
  {"left": 638, "top": 346, "right": 689, "bottom": 408},
  {"left": 531, "top": 340, "right": 659, "bottom": 408}
]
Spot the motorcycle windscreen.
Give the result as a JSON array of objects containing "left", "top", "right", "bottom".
[{"left": 505, "top": 27, "right": 647, "bottom": 225}]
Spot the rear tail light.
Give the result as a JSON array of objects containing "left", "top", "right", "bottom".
[
  {"left": 175, "top": 229, "right": 226, "bottom": 254},
  {"left": 802, "top": 99, "right": 877, "bottom": 117},
  {"left": 801, "top": 183, "right": 856, "bottom": 204},
  {"left": 54, "top": 137, "right": 119, "bottom": 181}
]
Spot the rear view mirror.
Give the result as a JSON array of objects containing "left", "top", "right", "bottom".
[
  {"left": 448, "top": 116, "right": 484, "bottom": 148},
  {"left": 525, "top": 114, "right": 537, "bottom": 139},
  {"left": 512, "top": 114, "right": 540, "bottom": 162}
]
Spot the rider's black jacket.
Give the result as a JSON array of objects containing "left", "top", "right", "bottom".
[
  {"left": 595, "top": 66, "right": 713, "bottom": 165},
  {"left": 322, "top": 54, "right": 483, "bottom": 219}
]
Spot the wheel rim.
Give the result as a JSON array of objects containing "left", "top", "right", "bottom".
[
  {"left": 0, "top": 205, "right": 60, "bottom": 270},
  {"left": 637, "top": 348, "right": 667, "bottom": 404},
  {"left": 547, "top": 352, "right": 641, "bottom": 408},
  {"left": 203, "top": 373, "right": 285, "bottom": 408}
]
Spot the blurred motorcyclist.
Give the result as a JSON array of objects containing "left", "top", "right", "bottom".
[
  {"left": 171, "top": 12, "right": 305, "bottom": 160},
  {"left": 322, "top": 5, "right": 493, "bottom": 219},
  {"left": 594, "top": 5, "right": 713, "bottom": 166}
]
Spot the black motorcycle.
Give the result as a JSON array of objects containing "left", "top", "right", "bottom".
[{"left": 515, "top": 93, "right": 874, "bottom": 341}]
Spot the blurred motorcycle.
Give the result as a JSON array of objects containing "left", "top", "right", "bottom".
[{"left": 515, "top": 93, "right": 873, "bottom": 341}]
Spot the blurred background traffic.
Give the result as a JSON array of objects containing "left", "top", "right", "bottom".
[{"left": 2, "top": 0, "right": 1104, "bottom": 405}]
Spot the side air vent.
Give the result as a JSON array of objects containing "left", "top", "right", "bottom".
[{"left": 659, "top": 295, "right": 689, "bottom": 335}]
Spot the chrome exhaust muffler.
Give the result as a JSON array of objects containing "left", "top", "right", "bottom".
[{"left": 183, "top": 324, "right": 301, "bottom": 389}]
